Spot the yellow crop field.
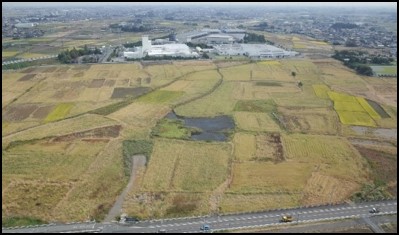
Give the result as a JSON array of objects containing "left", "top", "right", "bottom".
[
  {"left": 293, "top": 43, "right": 307, "bottom": 49},
  {"left": 328, "top": 91, "right": 358, "bottom": 102},
  {"left": 312, "top": 84, "right": 331, "bottom": 99},
  {"left": 44, "top": 103, "right": 74, "bottom": 122},
  {"left": 281, "top": 134, "right": 369, "bottom": 182},
  {"left": 310, "top": 40, "right": 329, "bottom": 45},
  {"left": 233, "top": 132, "right": 256, "bottom": 162},
  {"left": 175, "top": 82, "right": 237, "bottom": 117},
  {"left": 292, "top": 36, "right": 301, "bottom": 41},
  {"left": 141, "top": 139, "right": 231, "bottom": 192},
  {"left": 228, "top": 161, "right": 313, "bottom": 193},
  {"left": 356, "top": 97, "right": 381, "bottom": 120},
  {"left": 336, "top": 110, "right": 377, "bottom": 127},
  {"left": 2, "top": 51, "right": 19, "bottom": 57},
  {"left": 220, "top": 64, "right": 252, "bottom": 81},
  {"left": 234, "top": 111, "right": 280, "bottom": 132},
  {"left": 333, "top": 101, "right": 366, "bottom": 112}
]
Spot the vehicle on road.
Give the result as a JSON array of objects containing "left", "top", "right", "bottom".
[
  {"left": 369, "top": 208, "right": 380, "bottom": 213},
  {"left": 158, "top": 228, "right": 167, "bottom": 233},
  {"left": 200, "top": 224, "right": 210, "bottom": 231},
  {"left": 281, "top": 215, "right": 293, "bottom": 222}
]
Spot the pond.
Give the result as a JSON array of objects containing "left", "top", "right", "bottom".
[{"left": 165, "top": 111, "right": 235, "bottom": 141}]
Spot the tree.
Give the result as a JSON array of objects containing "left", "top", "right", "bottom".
[{"left": 291, "top": 71, "right": 296, "bottom": 79}]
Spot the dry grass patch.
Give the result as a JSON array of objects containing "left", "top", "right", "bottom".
[
  {"left": 234, "top": 112, "right": 280, "bottom": 132},
  {"left": 108, "top": 102, "right": 170, "bottom": 129},
  {"left": 220, "top": 64, "right": 252, "bottom": 81},
  {"left": 51, "top": 139, "right": 126, "bottom": 222},
  {"left": 228, "top": 162, "right": 313, "bottom": 193},
  {"left": 141, "top": 139, "right": 231, "bottom": 192},
  {"left": 220, "top": 193, "right": 300, "bottom": 213},
  {"left": 271, "top": 86, "right": 331, "bottom": 107},
  {"left": 233, "top": 132, "right": 256, "bottom": 162},
  {"left": 2, "top": 181, "right": 72, "bottom": 221},
  {"left": 278, "top": 107, "right": 339, "bottom": 135},
  {"left": 281, "top": 134, "right": 369, "bottom": 182},
  {"left": 175, "top": 82, "right": 237, "bottom": 117},
  {"left": 123, "top": 192, "right": 210, "bottom": 219},
  {"left": 3, "top": 114, "right": 119, "bottom": 146},
  {"left": 302, "top": 172, "right": 360, "bottom": 205}
]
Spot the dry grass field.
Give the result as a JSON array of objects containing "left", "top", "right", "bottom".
[
  {"left": 278, "top": 107, "right": 339, "bottom": 135},
  {"left": 2, "top": 138, "right": 123, "bottom": 221},
  {"left": 234, "top": 111, "right": 281, "bottom": 132},
  {"left": 140, "top": 139, "right": 231, "bottom": 192},
  {"left": 174, "top": 81, "right": 237, "bottom": 117}
]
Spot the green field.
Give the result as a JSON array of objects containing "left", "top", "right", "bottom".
[
  {"left": 370, "top": 66, "right": 397, "bottom": 75},
  {"left": 44, "top": 103, "right": 74, "bottom": 122}
]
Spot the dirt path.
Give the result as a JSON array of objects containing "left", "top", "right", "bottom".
[{"left": 104, "top": 154, "right": 146, "bottom": 222}]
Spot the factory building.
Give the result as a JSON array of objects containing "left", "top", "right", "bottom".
[
  {"left": 213, "top": 44, "right": 298, "bottom": 59},
  {"left": 124, "top": 35, "right": 199, "bottom": 59},
  {"left": 206, "top": 34, "right": 234, "bottom": 44}
]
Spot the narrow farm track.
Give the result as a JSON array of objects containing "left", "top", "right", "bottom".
[{"left": 104, "top": 154, "right": 146, "bottom": 222}]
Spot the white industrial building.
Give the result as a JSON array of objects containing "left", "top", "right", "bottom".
[
  {"left": 206, "top": 34, "right": 234, "bottom": 44},
  {"left": 124, "top": 35, "right": 199, "bottom": 59},
  {"left": 214, "top": 44, "right": 298, "bottom": 59}
]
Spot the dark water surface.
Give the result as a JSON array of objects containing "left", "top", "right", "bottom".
[{"left": 165, "top": 111, "right": 235, "bottom": 141}]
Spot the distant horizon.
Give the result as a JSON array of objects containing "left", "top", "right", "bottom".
[{"left": 2, "top": 2, "right": 397, "bottom": 9}]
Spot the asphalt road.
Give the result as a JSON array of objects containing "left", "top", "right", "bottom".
[{"left": 2, "top": 199, "right": 396, "bottom": 233}]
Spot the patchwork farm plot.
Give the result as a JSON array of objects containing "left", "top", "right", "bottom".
[{"left": 2, "top": 56, "right": 397, "bottom": 224}]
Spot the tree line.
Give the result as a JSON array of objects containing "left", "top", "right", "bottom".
[{"left": 57, "top": 45, "right": 101, "bottom": 64}]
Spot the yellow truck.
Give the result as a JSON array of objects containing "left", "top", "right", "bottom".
[{"left": 281, "top": 215, "right": 293, "bottom": 222}]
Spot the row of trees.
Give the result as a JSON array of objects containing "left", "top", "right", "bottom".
[
  {"left": 243, "top": 33, "right": 266, "bottom": 43},
  {"left": 332, "top": 50, "right": 374, "bottom": 76},
  {"left": 58, "top": 45, "right": 101, "bottom": 64}
]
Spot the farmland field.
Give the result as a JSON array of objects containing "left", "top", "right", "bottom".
[{"left": 2, "top": 52, "right": 397, "bottom": 224}]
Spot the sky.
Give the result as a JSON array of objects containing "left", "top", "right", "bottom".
[{"left": 2, "top": 2, "right": 397, "bottom": 8}]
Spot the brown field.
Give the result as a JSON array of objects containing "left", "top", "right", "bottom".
[
  {"left": 31, "top": 105, "right": 56, "bottom": 119},
  {"left": 18, "top": 74, "right": 37, "bottom": 81},
  {"left": 255, "top": 133, "right": 284, "bottom": 162},
  {"left": 228, "top": 161, "right": 313, "bottom": 193},
  {"left": 2, "top": 104, "right": 39, "bottom": 121},
  {"left": 110, "top": 87, "right": 151, "bottom": 99},
  {"left": 88, "top": 79, "right": 105, "bottom": 88}
]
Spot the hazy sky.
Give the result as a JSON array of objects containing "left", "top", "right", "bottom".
[{"left": 2, "top": 2, "right": 397, "bottom": 8}]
